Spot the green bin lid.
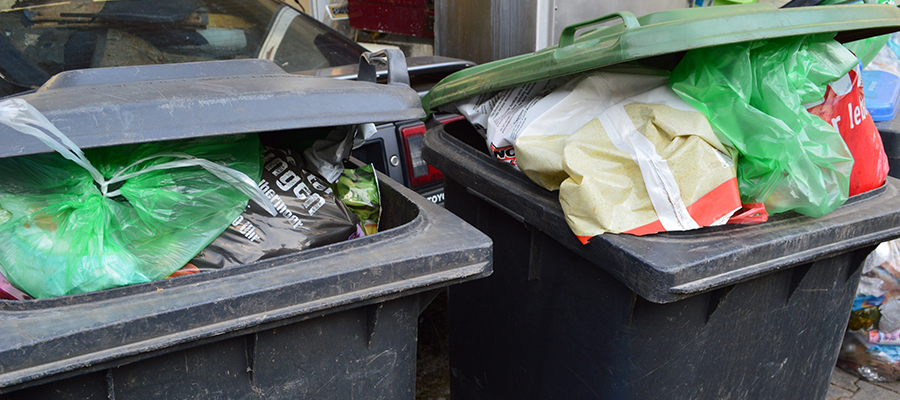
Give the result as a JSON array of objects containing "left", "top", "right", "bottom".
[{"left": 422, "top": 3, "right": 900, "bottom": 111}]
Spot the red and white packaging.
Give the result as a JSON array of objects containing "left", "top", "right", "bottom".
[
  {"left": 0, "top": 272, "right": 30, "bottom": 301},
  {"left": 806, "top": 65, "right": 890, "bottom": 196}
]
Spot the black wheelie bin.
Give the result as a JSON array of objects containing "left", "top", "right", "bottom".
[
  {"left": 421, "top": 4, "right": 900, "bottom": 399},
  {"left": 0, "top": 52, "right": 491, "bottom": 399}
]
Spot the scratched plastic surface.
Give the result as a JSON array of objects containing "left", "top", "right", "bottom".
[
  {"left": 425, "top": 119, "right": 900, "bottom": 400},
  {"left": 0, "top": 59, "right": 491, "bottom": 400}
]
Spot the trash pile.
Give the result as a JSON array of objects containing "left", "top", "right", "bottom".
[
  {"left": 839, "top": 240, "right": 900, "bottom": 382},
  {"left": 838, "top": 31, "right": 900, "bottom": 383},
  {"left": 0, "top": 99, "right": 382, "bottom": 299},
  {"left": 449, "top": 33, "right": 889, "bottom": 242}
]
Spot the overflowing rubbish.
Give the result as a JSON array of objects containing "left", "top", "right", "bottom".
[
  {"left": 0, "top": 98, "right": 274, "bottom": 298},
  {"left": 0, "top": 99, "right": 383, "bottom": 298},
  {"left": 839, "top": 240, "right": 900, "bottom": 382},
  {"left": 419, "top": 5, "right": 900, "bottom": 399},
  {"left": 450, "top": 34, "right": 889, "bottom": 241},
  {"left": 0, "top": 43, "right": 498, "bottom": 399},
  {"left": 453, "top": 69, "right": 741, "bottom": 239}
]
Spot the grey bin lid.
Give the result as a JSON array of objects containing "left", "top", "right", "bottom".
[{"left": 0, "top": 59, "right": 426, "bottom": 159}]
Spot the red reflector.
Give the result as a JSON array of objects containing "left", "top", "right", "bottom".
[{"left": 401, "top": 122, "right": 443, "bottom": 188}]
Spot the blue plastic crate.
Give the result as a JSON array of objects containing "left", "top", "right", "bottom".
[{"left": 863, "top": 70, "right": 900, "bottom": 122}]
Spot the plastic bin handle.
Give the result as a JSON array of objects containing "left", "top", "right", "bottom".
[
  {"left": 358, "top": 49, "right": 411, "bottom": 87},
  {"left": 558, "top": 12, "right": 640, "bottom": 48}
]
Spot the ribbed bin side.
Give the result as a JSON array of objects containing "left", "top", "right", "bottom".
[
  {"left": 444, "top": 178, "right": 864, "bottom": 399},
  {"left": 0, "top": 293, "right": 429, "bottom": 400},
  {"left": 423, "top": 120, "right": 890, "bottom": 400},
  {"left": 0, "top": 157, "right": 492, "bottom": 398}
]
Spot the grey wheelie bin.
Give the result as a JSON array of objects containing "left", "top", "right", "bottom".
[
  {"left": 420, "top": 4, "right": 900, "bottom": 399},
  {"left": 0, "top": 53, "right": 491, "bottom": 399}
]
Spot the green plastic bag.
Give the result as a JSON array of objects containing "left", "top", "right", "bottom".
[
  {"left": 670, "top": 34, "right": 857, "bottom": 217},
  {"left": 0, "top": 98, "right": 274, "bottom": 298},
  {"left": 333, "top": 164, "right": 381, "bottom": 235}
]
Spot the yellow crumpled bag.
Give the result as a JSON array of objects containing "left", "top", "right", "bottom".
[
  {"left": 452, "top": 69, "right": 743, "bottom": 242},
  {"left": 512, "top": 76, "right": 742, "bottom": 242}
]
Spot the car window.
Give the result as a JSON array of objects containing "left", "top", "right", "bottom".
[
  {"left": 0, "top": 0, "right": 366, "bottom": 93},
  {"left": 258, "top": 5, "right": 360, "bottom": 72}
]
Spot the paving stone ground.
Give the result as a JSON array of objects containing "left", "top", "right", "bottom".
[{"left": 828, "top": 366, "right": 900, "bottom": 400}]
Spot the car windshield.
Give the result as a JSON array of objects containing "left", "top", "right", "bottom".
[{"left": 0, "top": 0, "right": 366, "bottom": 92}]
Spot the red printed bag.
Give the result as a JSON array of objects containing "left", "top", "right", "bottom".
[{"left": 807, "top": 65, "right": 889, "bottom": 196}]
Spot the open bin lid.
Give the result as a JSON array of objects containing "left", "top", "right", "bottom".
[
  {"left": 422, "top": 3, "right": 900, "bottom": 111},
  {"left": 0, "top": 57, "right": 426, "bottom": 159},
  {"left": 0, "top": 54, "right": 493, "bottom": 392}
]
